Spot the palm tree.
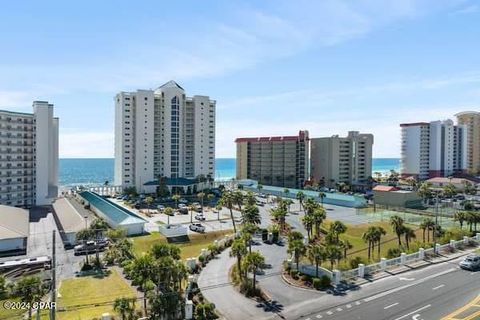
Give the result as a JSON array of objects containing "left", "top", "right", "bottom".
[
  {"left": 15, "top": 276, "right": 45, "bottom": 320},
  {"left": 312, "top": 207, "right": 327, "bottom": 238},
  {"left": 284, "top": 188, "right": 290, "bottom": 198},
  {"left": 374, "top": 226, "right": 387, "bottom": 257},
  {"left": 424, "top": 218, "right": 435, "bottom": 242},
  {"left": 302, "top": 214, "right": 314, "bottom": 241},
  {"left": 130, "top": 254, "right": 154, "bottom": 316},
  {"left": 318, "top": 192, "right": 326, "bottom": 206},
  {"left": 390, "top": 215, "right": 405, "bottom": 246},
  {"left": 403, "top": 226, "right": 416, "bottom": 250},
  {"left": 329, "top": 220, "right": 347, "bottom": 244},
  {"left": 454, "top": 211, "right": 468, "bottom": 230},
  {"left": 242, "top": 204, "right": 261, "bottom": 225},
  {"left": 243, "top": 251, "right": 265, "bottom": 292},
  {"left": 197, "top": 192, "right": 206, "bottom": 213},
  {"left": 362, "top": 226, "right": 377, "bottom": 261},
  {"left": 241, "top": 223, "right": 257, "bottom": 253},
  {"left": 326, "top": 245, "right": 343, "bottom": 270},
  {"left": 219, "top": 191, "right": 237, "bottom": 233},
  {"left": 257, "top": 184, "right": 263, "bottom": 194},
  {"left": 288, "top": 237, "right": 306, "bottom": 271},
  {"left": 442, "top": 183, "right": 457, "bottom": 198},
  {"left": 420, "top": 220, "right": 428, "bottom": 243},
  {"left": 76, "top": 228, "right": 95, "bottom": 265},
  {"left": 417, "top": 182, "right": 432, "bottom": 204},
  {"left": 171, "top": 194, "right": 181, "bottom": 209},
  {"left": 195, "top": 303, "right": 217, "bottom": 320},
  {"left": 231, "top": 238, "right": 248, "bottom": 280},
  {"left": 188, "top": 204, "right": 196, "bottom": 223},
  {"left": 164, "top": 207, "right": 174, "bottom": 225},
  {"left": 296, "top": 191, "right": 305, "bottom": 212},
  {"left": 307, "top": 244, "right": 326, "bottom": 277},
  {"left": 340, "top": 239, "right": 353, "bottom": 260},
  {"left": 233, "top": 190, "right": 244, "bottom": 211},
  {"left": 270, "top": 206, "right": 288, "bottom": 231},
  {"left": 113, "top": 297, "right": 136, "bottom": 320}
]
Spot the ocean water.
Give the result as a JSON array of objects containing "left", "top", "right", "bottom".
[{"left": 59, "top": 157, "right": 400, "bottom": 187}]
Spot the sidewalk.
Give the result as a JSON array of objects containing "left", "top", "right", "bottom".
[{"left": 350, "top": 247, "right": 476, "bottom": 285}]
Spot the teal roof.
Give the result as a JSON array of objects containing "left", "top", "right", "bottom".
[
  {"left": 144, "top": 177, "right": 197, "bottom": 186},
  {"left": 79, "top": 191, "right": 146, "bottom": 225}
]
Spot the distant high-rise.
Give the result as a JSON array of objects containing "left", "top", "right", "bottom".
[
  {"left": 310, "top": 131, "right": 374, "bottom": 189},
  {"left": 400, "top": 120, "right": 467, "bottom": 180},
  {"left": 0, "top": 101, "right": 59, "bottom": 207},
  {"left": 235, "top": 130, "right": 309, "bottom": 189},
  {"left": 456, "top": 111, "right": 480, "bottom": 174},
  {"left": 114, "top": 81, "right": 216, "bottom": 193}
]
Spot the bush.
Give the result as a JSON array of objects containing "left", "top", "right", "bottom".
[
  {"left": 387, "top": 247, "right": 402, "bottom": 259},
  {"left": 312, "top": 277, "right": 321, "bottom": 290},
  {"left": 289, "top": 270, "right": 299, "bottom": 280},
  {"left": 301, "top": 274, "right": 311, "bottom": 282},
  {"left": 80, "top": 262, "right": 93, "bottom": 271},
  {"left": 319, "top": 275, "right": 331, "bottom": 289},
  {"left": 349, "top": 256, "right": 366, "bottom": 269}
]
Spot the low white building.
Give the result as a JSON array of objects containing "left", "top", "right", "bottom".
[
  {"left": 0, "top": 205, "right": 29, "bottom": 253},
  {"left": 52, "top": 197, "right": 89, "bottom": 247},
  {"left": 78, "top": 191, "right": 145, "bottom": 235}
]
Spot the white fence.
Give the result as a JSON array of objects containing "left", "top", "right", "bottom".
[{"left": 293, "top": 233, "right": 480, "bottom": 285}]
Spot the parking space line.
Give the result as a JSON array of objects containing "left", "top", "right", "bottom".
[{"left": 384, "top": 302, "right": 399, "bottom": 310}]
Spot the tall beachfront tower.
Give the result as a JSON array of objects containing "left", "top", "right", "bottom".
[
  {"left": 0, "top": 101, "right": 59, "bottom": 207},
  {"left": 235, "top": 130, "right": 310, "bottom": 189},
  {"left": 400, "top": 120, "right": 467, "bottom": 180},
  {"left": 114, "top": 81, "right": 216, "bottom": 193},
  {"left": 310, "top": 131, "right": 374, "bottom": 190},
  {"left": 456, "top": 111, "right": 480, "bottom": 174}
]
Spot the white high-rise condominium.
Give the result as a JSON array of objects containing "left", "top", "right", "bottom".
[
  {"left": 400, "top": 120, "right": 467, "bottom": 180},
  {"left": 114, "top": 81, "right": 216, "bottom": 193},
  {"left": 0, "top": 101, "right": 59, "bottom": 207}
]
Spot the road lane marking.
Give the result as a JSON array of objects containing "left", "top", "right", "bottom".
[
  {"left": 315, "top": 315, "right": 322, "bottom": 319},
  {"left": 412, "top": 315, "right": 423, "bottom": 320},
  {"left": 326, "top": 311, "right": 333, "bottom": 315},
  {"left": 384, "top": 302, "right": 399, "bottom": 310},
  {"left": 355, "top": 301, "right": 361, "bottom": 305},
  {"left": 364, "top": 268, "right": 456, "bottom": 302},
  {"left": 346, "top": 304, "right": 352, "bottom": 308},
  {"left": 392, "top": 304, "right": 431, "bottom": 320},
  {"left": 336, "top": 308, "right": 343, "bottom": 312},
  {"left": 432, "top": 284, "right": 445, "bottom": 290},
  {"left": 398, "top": 277, "right": 415, "bottom": 281}
]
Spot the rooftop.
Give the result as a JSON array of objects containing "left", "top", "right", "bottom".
[
  {"left": 52, "top": 198, "right": 88, "bottom": 233},
  {"left": 235, "top": 130, "right": 308, "bottom": 143},
  {"left": 0, "top": 205, "right": 29, "bottom": 240},
  {"left": 157, "top": 80, "right": 184, "bottom": 91},
  {"left": 426, "top": 177, "right": 476, "bottom": 184},
  {"left": 79, "top": 191, "right": 146, "bottom": 225},
  {"left": 373, "top": 185, "right": 399, "bottom": 192}
]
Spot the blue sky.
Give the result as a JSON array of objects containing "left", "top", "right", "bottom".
[{"left": 1, "top": 0, "right": 479, "bottom": 158}]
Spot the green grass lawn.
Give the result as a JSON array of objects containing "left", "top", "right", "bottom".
[
  {"left": 319, "top": 219, "right": 429, "bottom": 270},
  {"left": 131, "top": 230, "right": 233, "bottom": 259},
  {"left": 0, "top": 297, "right": 24, "bottom": 319},
  {"left": 54, "top": 269, "right": 137, "bottom": 320}
]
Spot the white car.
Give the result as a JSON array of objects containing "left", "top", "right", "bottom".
[
  {"left": 189, "top": 223, "right": 206, "bottom": 233},
  {"left": 460, "top": 255, "right": 480, "bottom": 270}
]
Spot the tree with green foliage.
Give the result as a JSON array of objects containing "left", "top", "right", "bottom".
[
  {"left": 241, "top": 223, "right": 257, "bottom": 253},
  {"left": 113, "top": 297, "right": 136, "bottom": 320},
  {"left": 270, "top": 206, "right": 288, "bottom": 231},
  {"left": 390, "top": 215, "right": 405, "bottom": 246},
  {"left": 417, "top": 182, "right": 432, "bottom": 204},
  {"left": 443, "top": 183, "right": 457, "bottom": 198},
  {"left": 326, "top": 245, "right": 343, "bottom": 270},
  {"left": 242, "top": 204, "right": 261, "bottom": 226},
  {"left": 312, "top": 207, "right": 327, "bottom": 238},
  {"left": 256, "top": 184, "right": 263, "bottom": 194},
  {"left": 15, "top": 276, "right": 45, "bottom": 320},
  {"left": 318, "top": 192, "right": 326, "bottom": 206},
  {"left": 302, "top": 214, "right": 314, "bottom": 241},
  {"left": 329, "top": 220, "right": 347, "bottom": 244},
  {"left": 243, "top": 251, "right": 265, "bottom": 292},
  {"left": 130, "top": 254, "right": 154, "bottom": 316},
  {"left": 231, "top": 238, "right": 248, "bottom": 280},
  {"left": 403, "top": 226, "right": 416, "bottom": 250},
  {"left": 171, "top": 194, "right": 181, "bottom": 209},
  {"left": 164, "top": 207, "right": 174, "bottom": 225},
  {"left": 454, "top": 211, "right": 468, "bottom": 230},
  {"left": 233, "top": 190, "right": 244, "bottom": 212},
  {"left": 296, "top": 191, "right": 305, "bottom": 212},
  {"left": 288, "top": 231, "right": 306, "bottom": 270},
  {"left": 195, "top": 302, "right": 217, "bottom": 320},
  {"left": 307, "top": 244, "right": 326, "bottom": 278},
  {"left": 284, "top": 188, "right": 290, "bottom": 198},
  {"left": 219, "top": 191, "right": 237, "bottom": 233},
  {"left": 373, "top": 226, "right": 387, "bottom": 257},
  {"left": 362, "top": 226, "right": 377, "bottom": 261}
]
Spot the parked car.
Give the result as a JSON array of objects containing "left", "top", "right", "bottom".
[
  {"left": 74, "top": 241, "right": 106, "bottom": 255},
  {"left": 178, "top": 203, "right": 187, "bottom": 208},
  {"left": 256, "top": 201, "right": 265, "bottom": 207},
  {"left": 134, "top": 203, "right": 141, "bottom": 209},
  {"left": 178, "top": 207, "right": 188, "bottom": 214},
  {"left": 460, "top": 255, "right": 480, "bottom": 270},
  {"left": 179, "top": 198, "right": 188, "bottom": 204},
  {"left": 195, "top": 214, "right": 206, "bottom": 221},
  {"left": 189, "top": 223, "right": 205, "bottom": 233},
  {"left": 157, "top": 205, "right": 165, "bottom": 212}
]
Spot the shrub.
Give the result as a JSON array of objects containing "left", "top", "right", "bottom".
[
  {"left": 301, "top": 274, "right": 311, "bottom": 282},
  {"left": 387, "top": 247, "right": 402, "bottom": 259},
  {"left": 349, "top": 256, "right": 366, "bottom": 269},
  {"left": 312, "top": 277, "right": 321, "bottom": 290},
  {"left": 319, "top": 275, "right": 331, "bottom": 289},
  {"left": 289, "top": 270, "right": 299, "bottom": 280}
]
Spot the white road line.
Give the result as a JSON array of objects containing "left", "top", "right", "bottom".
[
  {"left": 326, "top": 311, "right": 333, "bottom": 315},
  {"left": 346, "top": 304, "right": 352, "bottom": 308},
  {"left": 432, "top": 284, "right": 445, "bottom": 290},
  {"left": 315, "top": 315, "right": 322, "bottom": 319},
  {"left": 384, "top": 302, "right": 399, "bottom": 310},
  {"left": 393, "top": 304, "right": 431, "bottom": 320},
  {"left": 336, "top": 308, "right": 343, "bottom": 312},
  {"left": 355, "top": 301, "right": 361, "bottom": 305},
  {"left": 364, "top": 268, "right": 456, "bottom": 302}
]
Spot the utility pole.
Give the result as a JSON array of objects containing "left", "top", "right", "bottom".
[{"left": 50, "top": 231, "right": 56, "bottom": 320}]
